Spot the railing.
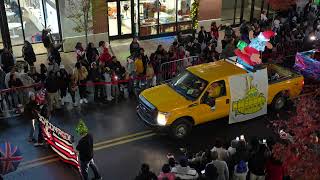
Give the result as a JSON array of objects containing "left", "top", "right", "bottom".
[{"left": 159, "top": 56, "right": 202, "bottom": 82}]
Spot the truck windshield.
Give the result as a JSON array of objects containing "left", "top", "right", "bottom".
[{"left": 169, "top": 71, "right": 208, "bottom": 101}]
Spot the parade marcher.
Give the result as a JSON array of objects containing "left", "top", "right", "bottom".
[
  {"left": 24, "top": 92, "right": 38, "bottom": 143},
  {"left": 22, "top": 41, "right": 36, "bottom": 66},
  {"left": 76, "top": 123, "right": 102, "bottom": 180}
]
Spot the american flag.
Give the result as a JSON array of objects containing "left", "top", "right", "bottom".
[{"left": 0, "top": 142, "right": 23, "bottom": 175}]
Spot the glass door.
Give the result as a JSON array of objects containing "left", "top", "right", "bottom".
[{"left": 108, "top": 0, "right": 133, "bottom": 38}]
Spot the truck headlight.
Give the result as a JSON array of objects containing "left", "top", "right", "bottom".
[{"left": 157, "top": 112, "right": 169, "bottom": 126}]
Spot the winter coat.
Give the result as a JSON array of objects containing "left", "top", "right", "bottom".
[
  {"left": 22, "top": 45, "right": 36, "bottom": 65},
  {"left": 1, "top": 52, "right": 15, "bottom": 73},
  {"left": 73, "top": 66, "right": 88, "bottom": 83},
  {"left": 86, "top": 48, "right": 99, "bottom": 64}
]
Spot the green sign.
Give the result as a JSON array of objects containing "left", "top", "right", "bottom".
[{"left": 237, "top": 40, "right": 248, "bottom": 51}]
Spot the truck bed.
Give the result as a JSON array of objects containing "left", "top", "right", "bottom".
[{"left": 264, "top": 64, "right": 301, "bottom": 84}]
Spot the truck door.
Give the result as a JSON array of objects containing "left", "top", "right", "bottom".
[{"left": 195, "top": 80, "right": 230, "bottom": 124}]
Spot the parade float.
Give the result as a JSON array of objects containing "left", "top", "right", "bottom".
[{"left": 294, "top": 49, "right": 320, "bottom": 81}]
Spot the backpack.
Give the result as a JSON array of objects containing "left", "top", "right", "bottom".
[{"left": 236, "top": 160, "right": 248, "bottom": 174}]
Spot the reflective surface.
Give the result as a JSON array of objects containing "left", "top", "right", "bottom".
[
  {"left": 120, "top": 1, "right": 132, "bottom": 35},
  {"left": 108, "top": 2, "right": 119, "bottom": 36}
]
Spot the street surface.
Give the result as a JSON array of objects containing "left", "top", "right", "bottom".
[{"left": 0, "top": 96, "right": 284, "bottom": 180}]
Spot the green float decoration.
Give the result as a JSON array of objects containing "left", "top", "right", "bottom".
[
  {"left": 75, "top": 119, "right": 89, "bottom": 136},
  {"left": 237, "top": 40, "right": 248, "bottom": 51}
]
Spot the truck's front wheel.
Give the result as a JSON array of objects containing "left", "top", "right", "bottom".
[
  {"left": 272, "top": 94, "right": 287, "bottom": 111},
  {"left": 171, "top": 119, "right": 193, "bottom": 139}
]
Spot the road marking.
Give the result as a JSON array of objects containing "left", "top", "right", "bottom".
[
  {"left": 17, "top": 130, "right": 156, "bottom": 171},
  {"left": 20, "top": 154, "right": 57, "bottom": 166},
  {"left": 94, "top": 133, "right": 156, "bottom": 151},
  {"left": 93, "top": 130, "right": 153, "bottom": 147}
]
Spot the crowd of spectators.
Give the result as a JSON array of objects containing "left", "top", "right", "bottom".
[{"left": 135, "top": 136, "right": 288, "bottom": 180}]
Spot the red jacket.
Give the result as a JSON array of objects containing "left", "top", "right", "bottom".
[{"left": 99, "top": 48, "right": 112, "bottom": 63}]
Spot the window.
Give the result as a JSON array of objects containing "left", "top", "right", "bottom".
[
  {"left": 201, "top": 80, "right": 226, "bottom": 106},
  {"left": 139, "top": 0, "right": 159, "bottom": 36},
  {"left": 19, "top": 0, "right": 45, "bottom": 43},
  {"left": 221, "top": 0, "right": 236, "bottom": 25},
  {"left": 169, "top": 71, "right": 208, "bottom": 101},
  {"left": 59, "top": 0, "right": 93, "bottom": 38},
  {"left": 159, "top": 0, "right": 176, "bottom": 33},
  {"left": 6, "top": 0, "right": 24, "bottom": 45},
  {"left": 177, "top": 0, "right": 193, "bottom": 31}
]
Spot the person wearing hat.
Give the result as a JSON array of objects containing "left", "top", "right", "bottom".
[{"left": 76, "top": 120, "right": 102, "bottom": 180}]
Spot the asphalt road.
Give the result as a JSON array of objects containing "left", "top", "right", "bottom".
[{"left": 1, "top": 97, "right": 282, "bottom": 180}]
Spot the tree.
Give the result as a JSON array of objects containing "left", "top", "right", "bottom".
[
  {"left": 271, "top": 90, "right": 320, "bottom": 179},
  {"left": 66, "top": 0, "right": 92, "bottom": 45},
  {"left": 267, "top": 0, "right": 296, "bottom": 11},
  {"left": 190, "top": 0, "right": 199, "bottom": 37}
]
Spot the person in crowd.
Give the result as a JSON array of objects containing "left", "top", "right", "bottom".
[
  {"left": 48, "top": 44, "right": 62, "bottom": 66},
  {"left": 90, "top": 62, "right": 102, "bottom": 102},
  {"left": 171, "top": 157, "right": 199, "bottom": 179},
  {"left": 157, "top": 164, "right": 175, "bottom": 180},
  {"left": 73, "top": 62, "right": 88, "bottom": 104},
  {"left": 76, "top": 129, "right": 102, "bottom": 180},
  {"left": 260, "top": 10, "right": 268, "bottom": 27},
  {"left": 24, "top": 92, "right": 38, "bottom": 143},
  {"left": 135, "top": 163, "right": 157, "bottom": 180},
  {"left": 265, "top": 155, "right": 285, "bottom": 180},
  {"left": 140, "top": 48, "right": 149, "bottom": 75},
  {"left": 192, "top": 39, "right": 202, "bottom": 56},
  {"left": 229, "top": 140, "right": 249, "bottom": 177},
  {"left": 29, "top": 66, "right": 41, "bottom": 85},
  {"left": 168, "top": 41, "right": 179, "bottom": 61},
  {"left": 97, "top": 41, "right": 106, "bottom": 56},
  {"left": 68, "top": 74, "right": 78, "bottom": 107},
  {"left": 1, "top": 48, "right": 15, "bottom": 73},
  {"left": 75, "top": 42, "right": 89, "bottom": 68},
  {"left": 249, "top": 144, "right": 268, "bottom": 180},
  {"left": 155, "top": 44, "right": 168, "bottom": 63},
  {"left": 8, "top": 73, "right": 24, "bottom": 108},
  {"left": 146, "top": 61, "right": 155, "bottom": 88},
  {"left": 200, "top": 163, "right": 218, "bottom": 180},
  {"left": 22, "top": 41, "right": 36, "bottom": 66},
  {"left": 99, "top": 46, "right": 112, "bottom": 65},
  {"left": 198, "top": 26, "right": 209, "bottom": 50},
  {"left": 233, "top": 159, "right": 248, "bottom": 180},
  {"left": 211, "top": 22, "right": 221, "bottom": 41},
  {"left": 221, "top": 39, "right": 235, "bottom": 59},
  {"left": 168, "top": 157, "right": 177, "bottom": 169},
  {"left": 42, "top": 29, "right": 53, "bottom": 54},
  {"left": 39, "top": 63, "right": 47, "bottom": 82},
  {"left": 47, "top": 56, "right": 60, "bottom": 74},
  {"left": 207, "top": 151, "right": 229, "bottom": 180},
  {"left": 211, "top": 138, "right": 229, "bottom": 162},
  {"left": 177, "top": 46, "right": 186, "bottom": 60},
  {"left": 224, "top": 24, "right": 234, "bottom": 40},
  {"left": 227, "top": 139, "right": 238, "bottom": 156},
  {"left": 45, "top": 71, "right": 60, "bottom": 114},
  {"left": 56, "top": 65, "right": 69, "bottom": 106},
  {"left": 135, "top": 54, "right": 145, "bottom": 77},
  {"left": 130, "top": 37, "right": 140, "bottom": 57},
  {"left": 101, "top": 63, "right": 113, "bottom": 102},
  {"left": 86, "top": 42, "right": 99, "bottom": 64}
]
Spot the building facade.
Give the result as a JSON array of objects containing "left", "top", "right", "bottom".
[{"left": 0, "top": 0, "right": 277, "bottom": 55}]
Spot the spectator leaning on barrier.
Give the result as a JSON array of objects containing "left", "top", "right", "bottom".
[{"left": 90, "top": 62, "right": 102, "bottom": 102}]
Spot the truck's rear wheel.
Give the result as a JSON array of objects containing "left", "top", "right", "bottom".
[
  {"left": 272, "top": 94, "right": 287, "bottom": 111},
  {"left": 171, "top": 119, "right": 193, "bottom": 139}
]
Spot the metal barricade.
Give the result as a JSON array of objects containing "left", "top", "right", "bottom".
[{"left": 159, "top": 56, "right": 201, "bottom": 83}]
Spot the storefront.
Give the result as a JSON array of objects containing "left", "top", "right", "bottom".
[{"left": 0, "top": 0, "right": 276, "bottom": 55}]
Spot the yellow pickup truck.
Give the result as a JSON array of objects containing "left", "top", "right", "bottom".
[{"left": 137, "top": 60, "right": 304, "bottom": 139}]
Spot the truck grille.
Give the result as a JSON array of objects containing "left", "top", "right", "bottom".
[{"left": 137, "top": 95, "right": 157, "bottom": 125}]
